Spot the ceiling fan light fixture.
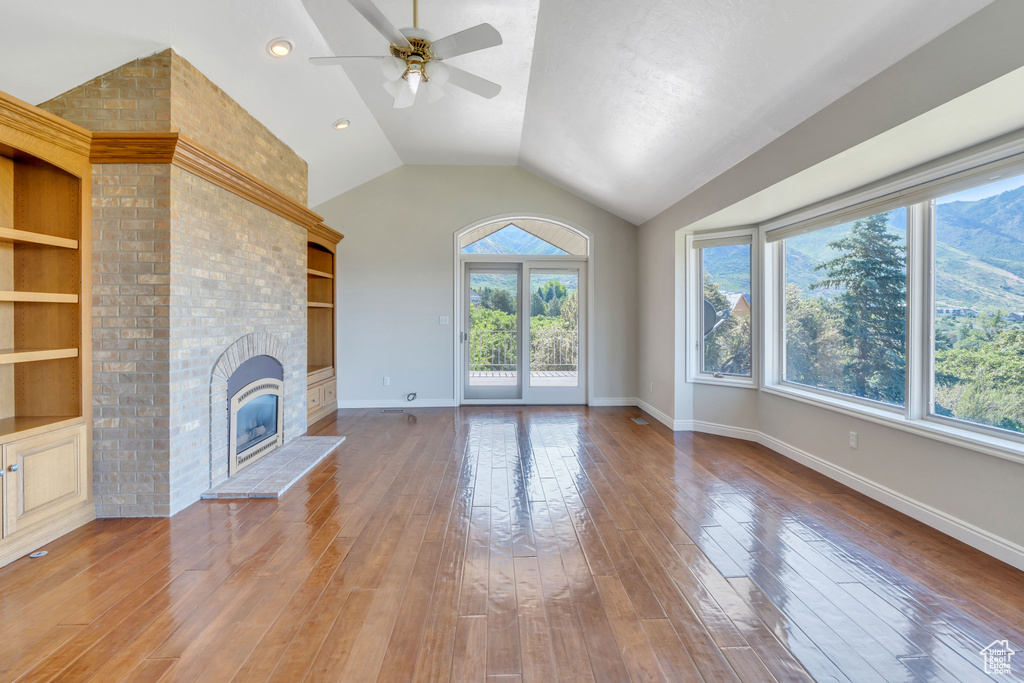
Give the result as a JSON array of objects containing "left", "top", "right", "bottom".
[
  {"left": 383, "top": 79, "right": 405, "bottom": 98},
  {"left": 267, "top": 38, "right": 294, "bottom": 58},
  {"left": 381, "top": 56, "right": 407, "bottom": 81},
  {"left": 405, "top": 63, "right": 423, "bottom": 94},
  {"left": 421, "top": 81, "right": 444, "bottom": 103},
  {"left": 425, "top": 61, "right": 449, "bottom": 86}
]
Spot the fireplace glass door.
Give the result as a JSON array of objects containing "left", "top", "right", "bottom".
[{"left": 236, "top": 394, "right": 279, "bottom": 454}]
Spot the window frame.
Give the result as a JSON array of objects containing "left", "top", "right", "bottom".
[
  {"left": 920, "top": 171, "right": 1024, "bottom": 445},
  {"left": 686, "top": 228, "right": 758, "bottom": 389},
  {"left": 770, "top": 205, "right": 912, "bottom": 413},
  {"left": 688, "top": 139, "right": 1024, "bottom": 465}
]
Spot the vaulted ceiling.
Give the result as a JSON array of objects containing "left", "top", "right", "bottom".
[{"left": 0, "top": 0, "right": 993, "bottom": 223}]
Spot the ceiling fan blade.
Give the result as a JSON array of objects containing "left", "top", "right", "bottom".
[
  {"left": 393, "top": 83, "right": 418, "bottom": 109},
  {"left": 348, "top": 0, "right": 410, "bottom": 48},
  {"left": 446, "top": 66, "right": 501, "bottom": 99},
  {"left": 309, "top": 55, "right": 386, "bottom": 66},
  {"left": 430, "top": 23, "right": 502, "bottom": 60}
]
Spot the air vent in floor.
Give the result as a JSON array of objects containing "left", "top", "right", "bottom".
[
  {"left": 631, "top": 417, "right": 649, "bottom": 425},
  {"left": 381, "top": 408, "right": 405, "bottom": 414}
]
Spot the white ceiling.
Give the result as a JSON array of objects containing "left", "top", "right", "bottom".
[{"left": 0, "top": 0, "right": 994, "bottom": 222}]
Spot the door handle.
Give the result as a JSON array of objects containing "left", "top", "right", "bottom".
[{"left": 462, "top": 331, "right": 468, "bottom": 342}]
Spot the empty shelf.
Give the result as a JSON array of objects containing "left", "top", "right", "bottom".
[
  {"left": 0, "top": 291, "right": 79, "bottom": 303},
  {"left": 307, "top": 268, "right": 334, "bottom": 279},
  {"left": 0, "top": 348, "right": 80, "bottom": 365},
  {"left": 0, "top": 227, "right": 79, "bottom": 249}
]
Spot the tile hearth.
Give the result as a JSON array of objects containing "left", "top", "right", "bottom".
[{"left": 200, "top": 436, "right": 346, "bottom": 499}]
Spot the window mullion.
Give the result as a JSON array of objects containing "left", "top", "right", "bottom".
[{"left": 905, "top": 201, "right": 930, "bottom": 421}]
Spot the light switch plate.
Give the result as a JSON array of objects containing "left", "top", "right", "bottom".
[{"left": 439, "top": 316, "right": 449, "bottom": 325}]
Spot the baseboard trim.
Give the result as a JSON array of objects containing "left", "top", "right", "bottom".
[
  {"left": 634, "top": 399, "right": 690, "bottom": 431},
  {"left": 588, "top": 397, "right": 638, "bottom": 407},
  {"left": 336, "top": 399, "right": 458, "bottom": 409},
  {"left": 687, "top": 419, "right": 1024, "bottom": 572}
]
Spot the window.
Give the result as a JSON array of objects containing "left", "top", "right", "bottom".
[
  {"left": 690, "top": 233, "right": 754, "bottom": 383},
  {"left": 690, "top": 146, "right": 1024, "bottom": 456},
  {"left": 931, "top": 173, "right": 1024, "bottom": 434},
  {"left": 752, "top": 146, "right": 1024, "bottom": 457},
  {"left": 459, "top": 220, "right": 587, "bottom": 255},
  {"left": 782, "top": 209, "right": 908, "bottom": 407}
]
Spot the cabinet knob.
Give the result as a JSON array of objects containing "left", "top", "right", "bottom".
[{"left": 9, "top": 464, "right": 19, "bottom": 472}]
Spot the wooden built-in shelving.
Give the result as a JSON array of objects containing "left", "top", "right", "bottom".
[
  {"left": 0, "top": 87, "right": 93, "bottom": 567},
  {"left": 0, "top": 415, "right": 81, "bottom": 441},
  {"left": 307, "top": 225, "right": 342, "bottom": 425}
]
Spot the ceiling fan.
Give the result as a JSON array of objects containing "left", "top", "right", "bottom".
[{"left": 309, "top": 0, "right": 503, "bottom": 108}]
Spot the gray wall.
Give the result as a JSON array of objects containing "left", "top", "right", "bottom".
[{"left": 316, "top": 165, "right": 639, "bottom": 405}]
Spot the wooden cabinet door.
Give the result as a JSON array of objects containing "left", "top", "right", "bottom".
[
  {"left": 3, "top": 424, "right": 89, "bottom": 537},
  {"left": 307, "top": 385, "right": 323, "bottom": 416}
]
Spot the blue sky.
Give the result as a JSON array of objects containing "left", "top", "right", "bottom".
[{"left": 937, "top": 173, "right": 1024, "bottom": 204}]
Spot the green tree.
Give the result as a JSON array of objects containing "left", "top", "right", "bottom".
[
  {"left": 530, "top": 291, "right": 579, "bottom": 371},
  {"left": 785, "top": 284, "right": 844, "bottom": 389},
  {"left": 935, "top": 326, "right": 1024, "bottom": 431},
  {"left": 811, "top": 213, "right": 906, "bottom": 404},
  {"left": 539, "top": 280, "right": 567, "bottom": 302},
  {"left": 469, "top": 307, "right": 516, "bottom": 371},
  {"left": 482, "top": 288, "right": 516, "bottom": 315},
  {"left": 702, "top": 275, "right": 750, "bottom": 375},
  {"left": 560, "top": 290, "right": 578, "bottom": 326},
  {"left": 530, "top": 292, "right": 546, "bottom": 316}
]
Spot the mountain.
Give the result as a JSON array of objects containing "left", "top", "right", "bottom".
[
  {"left": 702, "top": 244, "right": 751, "bottom": 293},
  {"left": 935, "top": 185, "right": 1024, "bottom": 280},
  {"left": 775, "top": 186, "right": 1024, "bottom": 313},
  {"left": 462, "top": 225, "right": 568, "bottom": 256},
  {"left": 470, "top": 273, "right": 579, "bottom": 297}
]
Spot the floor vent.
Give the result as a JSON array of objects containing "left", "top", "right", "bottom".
[
  {"left": 381, "top": 408, "right": 405, "bottom": 414},
  {"left": 631, "top": 417, "right": 649, "bottom": 425}
]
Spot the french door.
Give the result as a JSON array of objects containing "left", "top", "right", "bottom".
[{"left": 462, "top": 260, "right": 586, "bottom": 404}]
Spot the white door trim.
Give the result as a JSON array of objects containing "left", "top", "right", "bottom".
[{"left": 453, "top": 214, "right": 595, "bottom": 406}]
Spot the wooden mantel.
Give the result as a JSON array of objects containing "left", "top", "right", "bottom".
[{"left": 91, "top": 132, "right": 324, "bottom": 230}]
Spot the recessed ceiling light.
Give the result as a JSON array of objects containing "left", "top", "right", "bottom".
[
  {"left": 332, "top": 119, "right": 350, "bottom": 130},
  {"left": 267, "top": 38, "right": 293, "bottom": 58}
]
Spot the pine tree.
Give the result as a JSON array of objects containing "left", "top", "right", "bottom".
[
  {"left": 530, "top": 292, "right": 546, "bottom": 317},
  {"left": 811, "top": 213, "right": 906, "bottom": 403}
]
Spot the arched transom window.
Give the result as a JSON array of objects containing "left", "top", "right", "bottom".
[{"left": 460, "top": 219, "right": 588, "bottom": 256}]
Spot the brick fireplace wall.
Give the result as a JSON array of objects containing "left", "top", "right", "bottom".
[
  {"left": 168, "top": 169, "right": 306, "bottom": 511},
  {"left": 41, "top": 50, "right": 310, "bottom": 516}
]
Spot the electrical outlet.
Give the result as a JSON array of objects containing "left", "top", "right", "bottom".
[
  {"left": 849, "top": 431, "right": 859, "bottom": 449},
  {"left": 439, "top": 316, "right": 449, "bottom": 325},
  {"left": 383, "top": 376, "right": 390, "bottom": 386}
]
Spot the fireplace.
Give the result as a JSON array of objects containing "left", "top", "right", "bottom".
[{"left": 227, "top": 355, "right": 284, "bottom": 476}]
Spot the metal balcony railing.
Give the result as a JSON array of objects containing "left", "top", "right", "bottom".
[{"left": 469, "top": 329, "right": 578, "bottom": 372}]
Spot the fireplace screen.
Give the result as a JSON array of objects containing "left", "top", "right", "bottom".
[{"left": 229, "top": 378, "right": 284, "bottom": 476}]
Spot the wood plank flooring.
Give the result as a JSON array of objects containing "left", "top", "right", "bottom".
[{"left": 1, "top": 406, "right": 1023, "bottom": 681}]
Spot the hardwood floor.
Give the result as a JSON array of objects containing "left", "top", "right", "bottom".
[{"left": 1, "top": 405, "right": 1022, "bottom": 682}]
